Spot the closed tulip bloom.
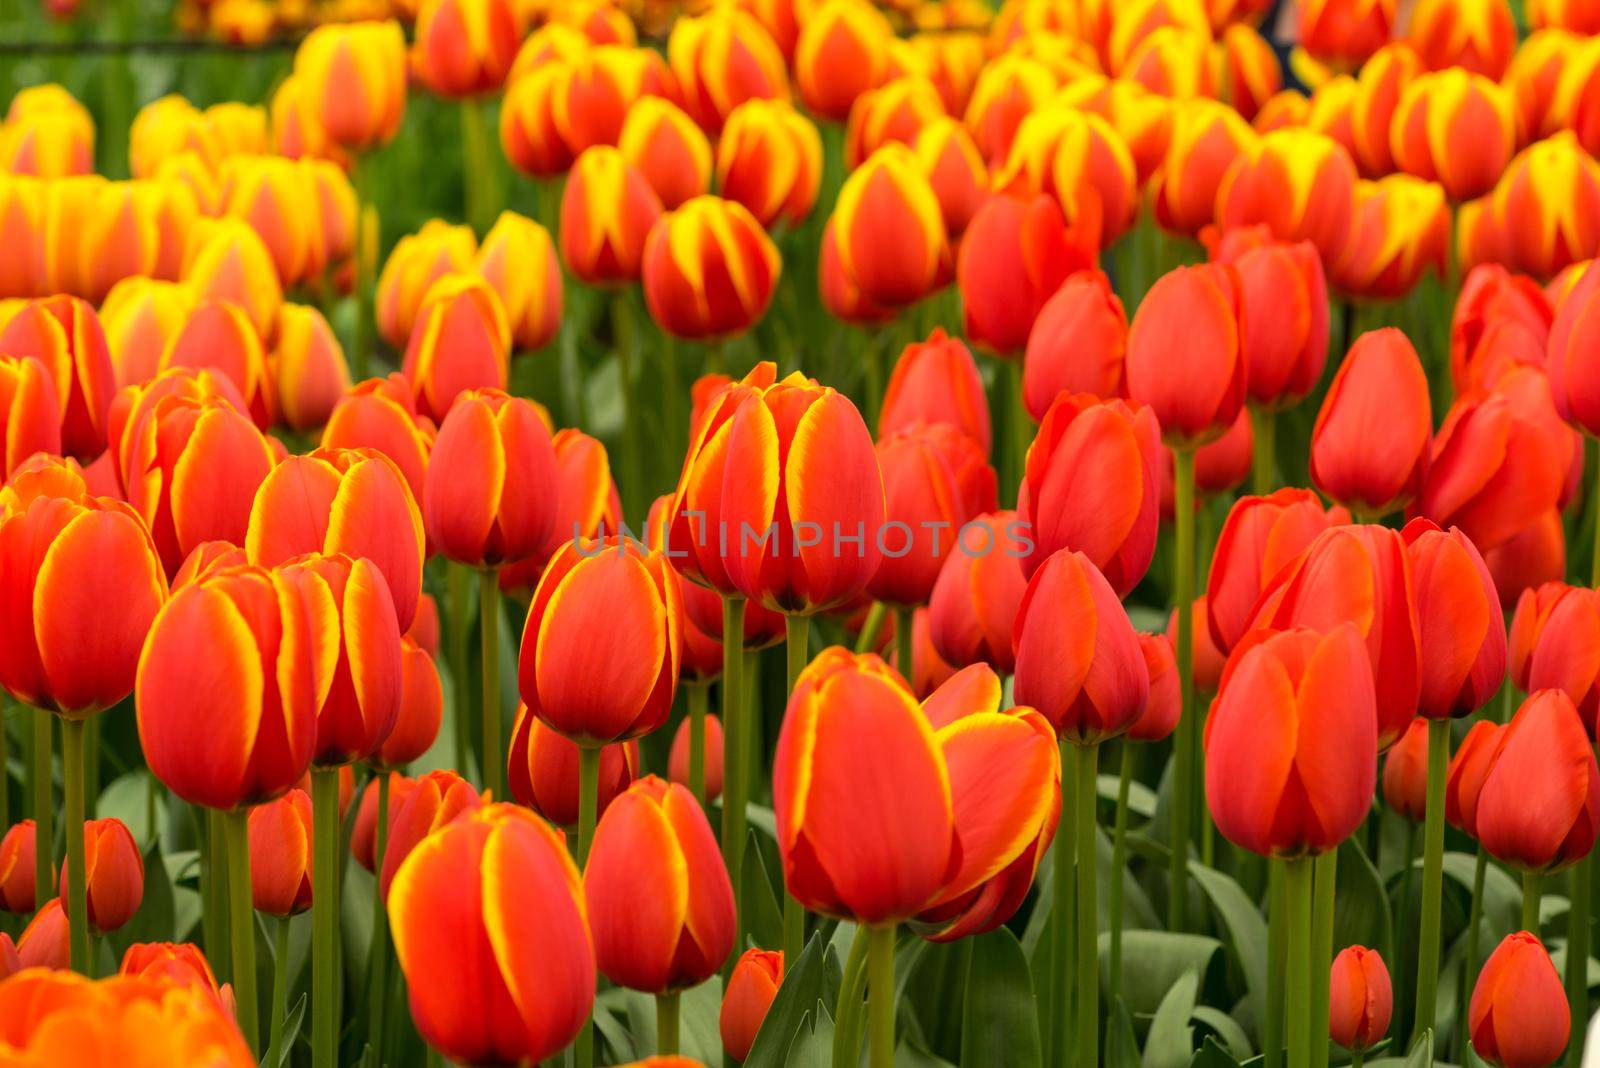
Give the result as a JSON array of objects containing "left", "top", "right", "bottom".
[
  {"left": 388, "top": 804, "right": 593, "bottom": 1066},
  {"left": 554, "top": 46, "right": 677, "bottom": 156},
  {"left": 180, "top": 218, "right": 283, "bottom": 343},
  {"left": 321, "top": 374, "right": 435, "bottom": 505},
  {"left": 1546, "top": 255, "right": 1600, "bottom": 435},
  {"left": 16, "top": 898, "right": 68, "bottom": 969},
  {"left": 0, "top": 296, "right": 115, "bottom": 460},
  {"left": 1407, "top": 0, "right": 1514, "bottom": 79},
  {"left": 715, "top": 99, "right": 822, "bottom": 229},
  {"left": 508, "top": 704, "right": 640, "bottom": 827},
  {"left": 1206, "top": 624, "right": 1378, "bottom": 856},
  {"left": 584, "top": 775, "right": 735, "bottom": 992},
  {"left": 667, "top": 365, "right": 884, "bottom": 613},
  {"left": 959, "top": 191, "right": 1097, "bottom": 356},
  {"left": 1216, "top": 129, "right": 1358, "bottom": 268},
  {"left": 879, "top": 329, "right": 991, "bottom": 454},
  {"left": 832, "top": 144, "right": 948, "bottom": 310},
  {"left": 1350, "top": 42, "right": 1424, "bottom": 177},
  {"left": 1133, "top": 631, "right": 1182, "bottom": 742},
  {"left": 1509, "top": 581, "right": 1589, "bottom": 690},
  {"left": 1534, "top": 0, "right": 1600, "bottom": 32},
  {"left": 1506, "top": 29, "right": 1574, "bottom": 137},
  {"left": 619, "top": 98, "right": 713, "bottom": 210},
  {"left": 476, "top": 211, "right": 563, "bottom": 352},
  {"left": 372, "top": 638, "right": 442, "bottom": 771},
  {"left": 137, "top": 564, "right": 321, "bottom": 810},
  {"left": 911, "top": 117, "right": 987, "bottom": 239},
  {"left": 1333, "top": 175, "right": 1451, "bottom": 300},
  {"left": 379, "top": 769, "right": 484, "bottom": 897},
  {"left": 1329, "top": 946, "right": 1393, "bottom": 1052},
  {"left": 560, "top": 146, "right": 665, "bottom": 287},
  {"left": 0, "top": 355, "right": 60, "bottom": 478},
  {"left": 0, "top": 821, "right": 38, "bottom": 913},
  {"left": 412, "top": 0, "right": 522, "bottom": 98},
  {"left": 927, "top": 511, "right": 1029, "bottom": 673},
  {"left": 1478, "top": 689, "right": 1600, "bottom": 874},
  {"left": 819, "top": 218, "right": 895, "bottom": 324},
  {"left": 119, "top": 942, "right": 233, "bottom": 1017},
  {"left": 100, "top": 278, "right": 194, "bottom": 388},
  {"left": 424, "top": 389, "right": 559, "bottom": 567},
  {"left": 721, "top": 948, "right": 782, "bottom": 1063},
  {"left": 56, "top": 818, "right": 142, "bottom": 934},
  {"left": 1023, "top": 270, "right": 1126, "bottom": 415},
  {"left": 1152, "top": 98, "right": 1256, "bottom": 236},
  {"left": 270, "top": 303, "right": 349, "bottom": 433},
  {"left": 376, "top": 221, "right": 478, "bottom": 350},
  {"left": 0, "top": 86, "right": 93, "bottom": 178},
  {"left": 1447, "top": 720, "right": 1506, "bottom": 839},
  {"left": 1402, "top": 519, "right": 1506, "bottom": 719},
  {"left": 1127, "top": 263, "right": 1247, "bottom": 448},
  {"left": 158, "top": 299, "right": 274, "bottom": 430},
  {"left": 669, "top": 712, "right": 724, "bottom": 800},
  {"left": 668, "top": 8, "right": 788, "bottom": 134},
  {"left": 1487, "top": 134, "right": 1600, "bottom": 284},
  {"left": 1159, "top": 403, "right": 1253, "bottom": 512},
  {"left": 1470, "top": 933, "right": 1569, "bottom": 1068},
  {"left": 523, "top": 427, "right": 622, "bottom": 572},
  {"left": 1382, "top": 717, "right": 1429, "bottom": 821},
  {"left": 774, "top": 648, "right": 956, "bottom": 922},
  {"left": 353, "top": 773, "right": 415, "bottom": 872},
  {"left": 1299, "top": 0, "right": 1395, "bottom": 69},
  {"left": 292, "top": 20, "right": 407, "bottom": 150},
  {"left": 247, "top": 789, "right": 313, "bottom": 916},
  {"left": 400, "top": 274, "right": 511, "bottom": 423},
  {"left": 1390, "top": 70, "right": 1517, "bottom": 203},
  {"left": 1021, "top": 392, "right": 1161, "bottom": 595},
  {"left": 868, "top": 424, "right": 997, "bottom": 607},
  {"left": 215, "top": 155, "right": 318, "bottom": 287},
  {"left": 1484, "top": 512, "right": 1567, "bottom": 614},
  {"left": 501, "top": 62, "right": 575, "bottom": 179},
  {"left": 1212, "top": 236, "right": 1329, "bottom": 409},
  {"left": 1310, "top": 328, "right": 1432, "bottom": 517},
  {"left": 962, "top": 54, "right": 1060, "bottom": 167},
  {"left": 846, "top": 76, "right": 946, "bottom": 171},
  {"left": 795, "top": 0, "right": 894, "bottom": 122},
  {"left": 642, "top": 196, "right": 781, "bottom": 341}
]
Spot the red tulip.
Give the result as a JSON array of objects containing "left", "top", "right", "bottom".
[
  {"left": 0, "top": 295, "right": 115, "bottom": 459},
  {"left": 1510, "top": 582, "right": 1600, "bottom": 731},
  {"left": 669, "top": 712, "right": 723, "bottom": 801},
  {"left": 379, "top": 769, "right": 485, "bottom": 899},
  {"left": 0, "top": 821, "right": 39, "bottom": 913},
  {"left": 1126, "top": 263, "right": 1246, "bottom": 448},
  {"left": 1470, "top": 933, "right": 1570, "bottom": 1068},
  {"left": 1329, "top": 946, "right": 1392, "bottom": 1052},
  {"left": 16, "top": 898, "right": 67, "bottom": 969},
  {"left": 926, "top": 510, "right": 1030, "bottom": 674},
  {"left": 868, "top": 423, "right": 996, "bottom": 607},
  {"left": 507, "top": 704, "right": 640, "bottom": 827},
  {"left": 1211, "top": 234, "right": 1329, "bottom": 409},
  {"left": 1446, "top": 719, "right": 1506, "bottom": 838},
  {"left": 320, "top": 374, "right": 435, "bottom": 506},
  {"left": 1132, "top": 631, "right": 1181, "bottom": 742},
  {"left": 248, "top": 789, "right": 313, "bottom": 916},
  {"left": 879, "top": 329, "right": 991, "bottom": 455},
  {"left": 373, "top": 638, "right": 442, "bottom": 770},
  {"left": 958, "top": 192, "right": 1097, "bottom": 356},
  {"left": 721, "top": 948, "right": 782, "bottom": 1063},
  {"left": 1402, "top": 519, "right": 1506, "bottom": 719},
  {"left": 1310, "top": 328, "right": 1432, "bottom": 517},
  {"left": 1477, "top": 689, "right": 1599, "bottom": 874},
  {"left": 58, "top": 817, "right": 142, "bottom": 934},
  {"left": 1381, "top": 717, "right": 1429, "bottom": 821},
  {"left": 1022, "top": 271, "right": 1127, "bottom": 417}
]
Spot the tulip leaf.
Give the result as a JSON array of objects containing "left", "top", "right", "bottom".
[
  {"left": 108, "top": 842, "right": 175, "bottom": 958},
  {"left": 786, "top": 1003, "right": 835, "bottom": 1068},
  {"left": 745, "top": 933, "right": 829, "bottom": 1068},
  {"left": 895, "top": 1034, "right": 959, "bottom": 1067},
  {"left": 95, "top": 770, "right": 163, "bottom": 848},
  {"left": 1106, "top": 931, "right": 1222, "bottom": 1022},
  {"left": 741, "top": 829, "right": 784, "bottom": 954},
  {"left": 1143, "top": 968, "right": 1201, "bottom": 1068},
  {"left": 905, "top": 938, "right": 968, "bottom": 1062},
  {"left": 1191, "top": 1007, "right": 1253, "bottom": 1060},
  {"left": 1188, "top": 1035, "right": 1244, "bottom": 1068},
  {"left": 1098, "top": 773, "right": 1158, "bottom": 821},
  {"left": 1334, "top": 836, "right": 1394, "bottom": 965},
  {"left": 1023, "top": 828, "right": 1158, "bottom": 961},
  {"left": 1441, "top": 852, "right": 1520, "bottom": 944},
  {"left": 960, "top": 927, "right": 1042, "bottom": 1068},
  {"left": 1188, "top": 863, "right": 1267, "bottom": 1037},
  {"left": 1106, "top": 996, "right": 1141, "bottom": 1068},
  {"left": 263, "top": 993, "right": 307, "bottom": 1068}
]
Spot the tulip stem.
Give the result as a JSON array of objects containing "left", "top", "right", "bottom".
[
  {"left": 1567, "top": 854, "right": 1591, "bottom": 1066},
  {"left": 61, "top": 716, "right": 88, "bottom": 975},
  {"left": 460, "top": 99, "right": 492, "bottom": 235},
  {"left": 1411, "top": 719, "right": 1449, "bottom": 1045},
  {"left": 1286, "top": 856, "right": 1314, "bottom": 1068},
  {"left": 1311, "top": 850, "right": 1338, "bottom": 1068},
  {"left": 867, "top": 925, "right": 897, "bottom": 1068},
  {"left": 1052, "top": 735, "right": 1076, "bottom": 1068},
  {"left": 1076, "top": 743, "right": 1100, "bottom": 1068},
  {"left": 613, "top": 293, "right": 643, "bottom": 523},
  {"left": 1108, "top": 742, "right": 1133, "bottom": 998},
  {"left": 479, "top": 569, "right": 503, "bottom": 802},
  {"left": 1522, "top": 871, "right": 1543, "bottom": 933},
  {"left": 223, "top": 807, "right": 259, "bottom": 1053},
  {"left": 1170, "top": 447, "right": 1197, "bottom": 931},
  {"left": 31, "top": 707, "right": 52, "bottom": 911},
  {"left": 1250, "top": 407, "right": 1276, "bottom": 495},
  {"left": 855, "top": 601, "right": 888, "bottom": 653},
  {"left": 656, "top": 991, "right": 680, "bottom": 1055},
  {"left": 893, "top": 606, "right": 914, "bottom": 684},
  {"left": 720, "top": 596, "right": 748, "bottom": 954},
  {"left": 350, "top": 153, "right": 371, "bottom": 382},
  {"left": 270, "top": 915, "right": 291, "bottom": 1059},
  {"left": 577, "top": 746, "right": 599, "bottom": 865},
  {"left": 834, "top": 925, "right": 872, "bottom": 1066},
  {"left": 1265, "top": 860, "right": 1286, "bottom": 1068},
  {"left": 311, "top": 768, "right": 339, "bottom": 1068},
  {"left": 207, "top": 808, "right": 231, "bottom": 977},
  {"left": 784, "top": 613, "right": 811, "bottom": 965},
  {"left": 448, "top": 563, "right": 473, "bottom": 778},
  {"left": 1459, "top": 847, "right": 1487, "bottom": 1061},
  {"left": 368, "top": 773, "right": 392, "bottom": 1060},
  {"left": 687, "top": 683, "right": 708, "bottom": 808}
]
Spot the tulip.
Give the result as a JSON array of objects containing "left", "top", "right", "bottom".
[
  {"left": 0, "top": 355, "right": 61, "bottom": 478},
  {"left": 501, "top": 62, "right": 575, "bottom": 179},
  {"left": 1310, "top": 328, "right": 1432, "bottom": 518},
  {"left": 832, "top": 144, "right": 948, "bottom": 309},
  {"left": 158, "top": 299, "right": 274, "bottom": 430},
  {"left": 1546, "top": 255, "right": 1600, "bottom": 436},
  {"left": 16, "top": 897, "right": 68, "bottom": 969},
  {"left": 669, "top": 712, "right": 724, "bottom": 801},
  {"left": 1506, "top": 30, "right": 1575, "bottom": 137},
  {"left": 372, "top": 638, "right": 441, "bottom": 772},
  {"left": 1403, "top": 519, "right": 1506, "bottom": 723},
  {"left": 527, "top": 427, "right": 623, "bottom": 573},
  {"left": 320, "top": 374, "right": 435, "bottom": 505},
  {"left": 388, "top": 804, "right": 594, "bottom": 1067},
  {"left": 554, "top": 46, "right": 677, "bottom": 155},
  {"left": 668, "top": 8, "right": 788, "bottom": 134},
  {"left": 559, "top": 145, "right": 665, "bottom": 286},
  {"left": 1485, "top": 513, "right": 1566, "bottom": 614},
  {"left": 1534, "top": 0, "right": 1600, "bottom": 32},
  {"left": 794, "top": 0, "right": 894, "bottom": 121},
  {"left": 1406, "top": 0, "right": 1515, "bottom": 79},
  {"left": 352, "top": 773, "right": 414, "bottom": 873},
  {"left": 879, "top": 329, "right": 991, "bottom": 454},
  {"left": 1477, "top": 690, "right": 1599, "bottom": 876},
  {"left": 911, "top": 117, "right": 987, "bottom": 239},
  {"left": 1382, "top": 717, "right": 1430, "bottom": 821},
  {"left": 1470, "top": 933, "right": 1570, "bottom": 1068},
  {"left": 619, "top": 98, "right": 713, "bottom": 210},
  {"left": 1448, "top": 722, "right": 1506, "bottom": 844},
  {"left": 1022, "top": 271, "right": 1127, "bottom": 416},
  {"left": 412, "top": 0, "right": 522, "bottom": 98},
  {"left": 1134, "top": 632, "right": 1182, "bottom": 742},
  {"left": 642, "top": 196, "right": 781, "bottom": 340},
  {"left": 180, "top": 218, "right": 283, "bottom": 343},
  {"left": 0, "top": 295, "right": 115, "bottom": 460},
  {"left": 1329, "top": 946, "right": 1393, "bottom": 1052},
  {"left": 962, "top": 53, "right": 1059, "bottom": 167},
  {"left": 215, "top": 155, "right": 318, "bottom": 287},
  {"left": 55, "top": 817, "right": 142, "bottom": 935},
  {"left": 119, "top": 941, "right": 234, "bottom": 1016},
  {"left": 379, "top": 769, "right": 485, "bottom": 898},
  {"left": 1168, "top": 595, "right": 1226, "bottom": 694},
  {"left": 292, "top": 20, "right": 408, "bottom": 150},
  {"left": 715, "top": 99, "right": 823, "bottom": 229},
  {"left": 818, "top": 219, "right": 895, "bottom": 324},
  {"left": 375, "top": 220, "right": 478, "bottom": 350},
  {"left": 100, "top": 278, "right": 195, "bottom": 388},
  {"left": 1452, "top": 265, "right": 1553, "bottom": 392},
  {"left": 1349, "top": 43, "right": 1424, "bottom": 176},
  {"left": 0, "top": 85, "right": 93, "bottom": 178},
  {"left": 1332, "top": 175, "right": 1452, "bottom": 300},
  {"left": 1216, "top": 129, "right": 1358, "bottom": 267},
  {"left": 271, "top": 304, "right": 350, "bottom": 433},
  {"left": 1151, "top": 98, "right": 1256, "bottom": 236},
  {"left": 1126, "top": 263, "right": 1246, "bottom": 448},
  {"left": 926, "top": 511, "right": 1030, "bottom": 674},
  {"left": 507, "top": 705, "right": 640, "bottom": 827},
  {"left": 846, "top": 76, "right": 946, "bottom": 172},
  {"left": 721, "top": 948, "right": 783, "bottom": 1062},
  {"left": 1210, "top": 235, "right": 1328, "bottom": 413},
  {"left": 472, "top": 212, "right": 563, "bottom": 354},
  {"left": 400, "top": 273, "right": 511, "bottom": 423},
  {"left": 1160, "top": 407, "right": 1254, "bottom": 514},
  {"left": 1391, "top": 70, "right": 1517, "bottom": 202},
  {"left": 248, "top": 789, "right": 313, "bottom": 917},
  {"left": 1299, "top": 0, "right": 1396, "bottom": 69},
  {"left": 0, "top": 820, "right": 39, "bottom": 913}
]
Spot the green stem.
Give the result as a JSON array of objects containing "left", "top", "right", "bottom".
[
  {"left": 1251, "top": 406, "right": 1276, "bottom": 495},
  {"left": 31, "top": 708, "right": 51, "bottom": 910},
  {"left": 61, "top": 717, "right": 88, "bottom": 974},
  {"left": 613, "top": 293, "right": 642, "bottom": 522},
  {"left": 1108, "top": 742, "right": 1133, "bottom": 997},
  {"left": 1265, "top": 860, "right": 1286, "bottom": 1068},
  {"left": 448, "top": 563, "right": 472, "bottom": 778},
  {"left": 146, "top": 770, "right": 157, "bottom": 850},
  {"left": 855, "top": 601, "right": 888, "bottom": 653},
  {"left": 270, "top": 915, "right": 291, "bottom": 1059},
  {"left": 208, "top": 807, "right": 230, "bottom": 978},
  {"left": 1352, "top": 1052, "right": 1363, "bottom": 1068},
  {"left": 1522, "top": 871, "right": 1542, "bottom": 933},
  {"left": 368, "top": 774, "right": 392, "bottom": 1058},
  {"left": 1286, "top": 857, "right": 1314, "bottom": 1068},
  {"left": 834, "top": 924, "right": 872, "bottom": 1067},
  {"left": 460, "top": 98, "right": 492, "bottom": 234},
  {"left": 894, "top": 606, "right": 914, "bottom": 685},
  {"left": 1396, "top": 824, "right": 1417, "bottom": 1041},
  {"left": 577, "top": 746, "right": 600, "bottom": 865},
  {"left": 1567, "top": 852, "right": 1591, "bottom": 1066},
  {"left": 1053, "top": 735, "right": 1077, "bottom": 1068},
  {"left": 784, "top": 613, "right": 811, "bottom": 966},
  {"left": 721, "top": 596, "right": 748, "bottom": 951},
  {"left": 1459, "top": 848, "right": 1486, "bottom": 1062},
  {"left": 480, "top": 568, "right": 502, "bottom": 802},
  {"left": 687, "top": 683, "right": 708, "bottom": 808},
  {"left": 312, "top": 768, "right": 339, "bottom": 1068},
  {"left": 656, "top": 991, "right": 680, "bottom": 1055},
  {"left": 1311, "top": 850, "right": 1338, "bottom": 1068},
  {"left": 1170, "top": 447, "right": 1196, "bottom": 931},
  {"left": 1411, "top": 719, "right": 1449, "bottom": 1045},
  {"left": 224, "top": 807, "right": 259, "bottom": 1053},
  {"left": 350, "top": 152, "right": 371, "bottom": 381},
  {"left": 1076, "top": 743, "right": 1100, "bottom": 1068},
  {"left": 867, "top": 925, "right": 897, "bottom": 1068}
]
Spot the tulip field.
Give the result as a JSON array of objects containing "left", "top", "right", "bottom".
[{"left": 10, "top": 0, "right": 1600, "bottom": 1066}]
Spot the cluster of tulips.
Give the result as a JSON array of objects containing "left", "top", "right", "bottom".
[{"left": 9, "top": 0, "right": 1600, "bottom": 1066}]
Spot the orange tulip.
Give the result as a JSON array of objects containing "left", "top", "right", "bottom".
[
  {"left": 1211, "top": 232, "right": 1328, "bottom": 409},
  {"left": 400, "top": 273, "right": 511, "bottom": 423},
  {"left": 1298, "top": 0, "right": 1396, "bottom": 70},
  {"left": 668, "top": 712, "right": 723, "bottom": 800},
  {"left": 1127, "top": 263, "right": 1246, "bottom": 447},
  {"left": 1329, "top": 946, "right": 1393, "bottom": 1052},
  {"left": 831, "top": 144, "right": 948, "bottom": 310},
  {"left": 56, "top": 817, "right": 142, "bottom": 934},
  {"left": 912, "top": 116, "right": 988, "bottom": 238},
  {"left": 507, "top": 704, "right": 640, "bottom": 827},
  {"left": 379, "top": 769, "right": 484, "bottom": 897},
  {"left": 17, "top": 897, "right": 68, "bottom": 969},
  {"left": 0, "top": 175, "right": 44, "bottom": 299},
  {"left": 423, "top": 389, "right": 558, "bottom": 567},
  {"left": 1488, "top": 133, "right": 1600, "bottom": 282},
  {"left": 247, "top": 788, "right": 313, "bottom": 916},
  {"left": 412, "top": 0, "right": 522, "bottom": 98},
  {"left": 118, "top": 941, "right": 234, "bottom": 1017},
  {"left": 1406, "top": 0, "right": 1515, "bottom": 79},
  {"left": 554, "top": 46, "right": 677, "bottom": 155},
  {"left": 1151, "top": 98, "right": 1256, "bottom": 236},
  {"left": 1332, "top": 175, "right": 1451, "bottom": 300},
  {"left": 0, "top": 355, "right": 61, "bottom": 479},
  {"left": 292, "top": 20, "right": 408, "bottom": 150},
  {"left": 320, "top": 374, "right": 435, "bottom": 505},
  {"left": 269, "top": 303, "right": 350, "bottom": 433},
  {"left": 1506, "top": 29, "right": 1575, "bottom": 138},
  {"left": 1402, "top": 519, "right": 1506, "bottom": 722},
  {"left": 1511, "top": 582, "right": 1600, "bottom": 731},
  {"left": 1121, "top": 27, "right": 1214, "bottom": 99},
  {"left": 1215, "top": 24, "right": 1282, "bottom": 122},
  {"left": 1216, "top": 128, "right": 1358, "bottom": 267},
  {"left": 520, "top": 427, "right": 622, "bottom": 574},
  {"left": 995, "top": 106, "right": 1137, "bottom": 246},
  {"left": 137, "top": 563, "right": 320, "bottom": 809},
  {"left": 846, "top": 76, "right": 946, "bottom": 171},
  {"left": 1310, "top": 328, "right": 1432, "bottom": 518},
  {"left": 501, "top": 62, "right": 575, "bottom": 179},
  {"left": 376, "top": 220, "right": 477, "bottom": 350},
  {"left": 879, "top": 328, "right": 991, "bottom": 454},
  {"left": 958, "top": 191, "right": 1096, "bottom": 356},
  {"left": 1484, "top": 511, "right": 1567, "bottom": 614},
  {"left": 1390, "top": 69, "right": 1517, "bottom": 202},
  {"left": 715, "top": 99, "right": 822, "bottom": 229},
  {"left": 559, "top": 145, "right": 664, "bottom": 286},
  {"left": 1160, "top": 407, "right": 1254, "bottom": 514},
  {"left": 352, "top": 772, "right": 414, "bottom": 872},
  {"left": 475, "top": 211, "right": 563, "bottom": 352},
  {"left": 0, "top": 821, "right": 39, "bottom": 913},
  {"left": 794, "top": 0, "right": 894, "bottom": 122},
  {"left": 99, "top": 279, "right": 192, "bottom": 388},
  {"left": 869, "top": 423, "right": 996, "bottom": 608},
  {"left": 1350, "top": 42, "right": 1424, "bottom": 177},
  {"left": 0, "top": 85, "right": 93, "bottom": 178},
  {"left": 215, "top": 155, "right": 320, "bottom": 288},
  {"left": 1476, "top": 689, "right": 1599, "bottom": 874},
  {"left": 773, "top": 648, "right": 956, "bottom": 922},
  {"left": 1206, "top": 624, "right": 1377, "bottom": 856},
  {"left": 158, "top": 299, "right": 274, "bottom": 430},
  {"left": 1134, "top": 630, "right": 1182, "bottom": 740},
  {"left": 1470, "top": 932, "right": 1570, "bottom": 1068},
  {"left": 618, "top": 98, "right": 712, "bottom": 210},
  {"left": 721, "top": 948, "right": 782, "bottom": 1062},
  {"left": 1022, "top": 271, "right": 1126, "bottom": 415},
  {"left": 584, "top": 775, "right": 734, "bottom": 992},
  {"left": 1381, "top": 716, "right": 1429, "bottom": 821},
  {"left": 642, "top": 196, "right": 780, "bottom": 341},
  {"left": 910, "top": 30, "right": 984, "bottom": 115},
  {"left": 373, "top": 638, "right": 442, "bottom": 770},
  {"left": 1546, "top": 252, "right": 1600, "bottom": 435},
  {"left": 388, "top": 804, "right": 593, "bottom": 1066},
  {"left": 1447, "top": 720, "right": 1506, "bottom": 839},
  {"left": 669, "top": 8, "right": 789, "bottom": 134},
  {"left": 0, "top": 295, "right": 115, "bottom": 460},
  {"left": 667, "top": 364, "right": 884, "bottom": 613},
  {"left": 180, "top": 217, "right": 283, "bottom": 343},
  {"left": 1021, "top": 392, "right": 1161, "bottom": 596},
  {"left": 963, "top": 54, "right": 1060, "bottom": 167}
]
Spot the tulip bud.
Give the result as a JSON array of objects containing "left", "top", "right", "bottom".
[
  {"left": 1447, "top": 719, "right": 1506, "bottom": 838},
  {"left": 1329, "top": 946, "right": 1393, "bottom": 1052},
  {"left": 1023, "top": 271, "right": 1127, "bottom": 415},
  {"left": 832, "top": 144, "right": 948, "bottom": 309},
  {"left": 560, "top": 146, "right": 665, "bottom": 287},
  {"left": 400, "top": 274, "right": 511, "bottom": 423},
  {"left": 1168, "top": 594, "right": 1226, "bottom": 694},
  {"left": 959, "top": 191, "right": 1096, "bottom": 356},
  {"left": 795, "top": 0, "right": 894, "bottom": 121},
  {"left": 1470, "top": 933, "right": 1570, "bottom": 1068},
  {"left": 908, "top": 117, "right": 986, "bottom": 240},
  {"left": 846, "top": 76, "right": 946, "bottom": 171},
  {"left": 468, "top": 212, "right": 562, "bottom": 355},
  {"left": 963, "top": 54, "right": 1059, "bottom": 167},
  {"left": 1149, "top": 98, "right": 1255, "bottom": 237},
  {"left": 1299, "top": 0, "right": 1396, "bottom": 70},
  {"left": 1506, "top": 29, "right": 1574, "bottom": 137},
  {"left": 180, "top": 217, "right": 283, "bottom": 343},
  {"left": 0, "top": 821, "right": 39, "bottom": 913},
  {"left": 292, "top": 20, "right": 408, "bottom": 150},
  {"left": 0, "top": 85, "right": 93, "bottom": 179},
  {"left": 880, "top": 329, "right": 991, "bottom": 453},
  {"left": 1207, "top": 625, "right": 1377, "bottom": 856},
  {"left": 352, "top": 773, "right": 414, "bottom": 872},
  {"left": 507, "top": 705, "right": 640, "bottom": 826},
  {"left": 1478, "top": 690, "right": 1600, "bottom": 874},
  {"left": 501, "top": 63, "right": 574, "bottom": 180},
  {"left": 1382, "top": 717, "right": 1429, "bottom": 821},
  {"left": 159, "top": 299, "right": 274, "bottom": 430},
  {"left": 524, "top": 427, "right": 622, "bottom": 574},
  {"left": 57, "top": 817, "right": 142, "bottom": 935},
  {"left": 869, "top": 424, "right": 996, "bottom": 607},
  {"left": 668, "top": 8, "right": 789, "bottom": 134},
  {"left": 1407, "top": 0, "right": 1515, "bottom": 79},
  {"left": 1391, "top": 69, "right": 1517, "bottom": 203},
  {"left": 1127, "top": 263, "right": 1247, "bottom": 447},
  {"left": 619, "top": 98, "right": 712, "bottom": 210},
  {"left": 1401, "top": 519, "right": 1506, "bottom": 723},
  {"left": 388, "top": 805, "right": 593, "bottom": 1066},
  {"left": 320, "top": 374, "right": 435, "bottom": 505},
  {"left": 380, "top": 769, "right": 485, "bottom": 897},
  {"left": 716, "top": 99, "right": 823, "bottom": 230},
  {"left": 412, "top": 0, "right": 522, "bottom": 98},
  {"left": 376, "top": 220, "right": 478, "bottom": 350},
  {"left": 669, "top": 712, "right": 723, "bottom": 800},
  {"left": 1211, "top": 236, "right": 1329, "bottom": 409},
  {"left": 1310, "top": 328, "right": 1432, "bottom": 518},
  {"left": 721, "top": 948, "right": 783, "bottom": 1062},
  {"left": 1132, "top": 631, "right": 1181, "bottom": 742},
  {"left": 1216, "top": 129, "right": 1358, "bottom": 267},
  {"left": 553, "top": 46, "right": 676, "bottom": 155},
  {"left": 248, "top": 789, "right": 313, "bottom": 916},
  {"left": 1333, "top": 175, "right": 1451, "bottom": 300},
  {"left": 0, "top": 295, "right": 115, "bottom": 460},
  {"left": 819, "top": 219, "right": 895, "bottom": 324},
  {"left": 642, "top": 196, "right": 781, "bottom": 341},
  {"left": 371, "top": 639, "right": 442, "bottom": 772}
]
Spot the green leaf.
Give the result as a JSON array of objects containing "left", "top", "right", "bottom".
[
  {"left": 1335, "top": 836, "right": 1394, "bottom": 964},
  {"left": 1106, "top": 996, "right": 1141, "bottom": 1068},
  {"left": 1442, "top": 852, "right": 1519, "bottom": 944},
  {"left": 108, "top": 843, "right": 174, "bottom": 958},
  {"left": 1367, "top": 1028, "right": 1433, "bottom": 1068},
  {"left": 1192, "top": 1006, "right": 1253, "bottom": 1060},
  {"left": 1189, "top": 1035, "right": 1244, "bottom": 1068},
  {"left": 960, "top": 928, "right": 1042, "bottom": 1068},
  {"left": 906, "top": 938, "right": 968, "bottom": 1063},
  {"left": 96, "top": 771, "right": 162, "bottom": 848},
  {"left": 741, "top": 829, "right": 784, "bottom": 953},
  {"left": 1098, "top": 774, "right": 1158, "bottom": 821},
  {"left": 1143, "top": 969, "right": 1201, "bottom": 1068},
  {"left": 1189, "top": 863, "right": 1267, "bottom": 1034},
  {"left": 787, "top": 1004, "right": 836, "bottom": 1068},
  {"left": 745, "top": 933, "right": 829, "bottom": 1068},
  {"left": 263, "top": 993, "right": 307, "bottom": 1068},
  {"left": 680, "top": 977, "right": 724, "bottom": 1064},
  {"left": 896, "top": 1034, "right": 960, "bottom": 1067},
  {"left": 1105, "top": 930, "right": 1221, "bottom": 1021}
]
